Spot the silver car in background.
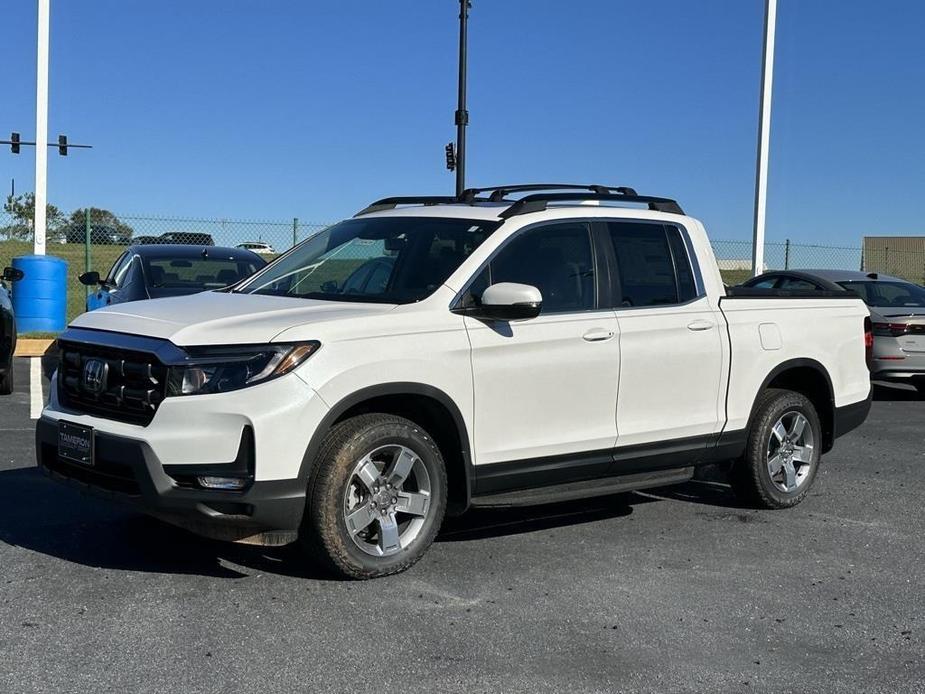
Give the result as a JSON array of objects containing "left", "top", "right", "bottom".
[{"left": 741, "top": 269, "right": 925, "bottom": 393}]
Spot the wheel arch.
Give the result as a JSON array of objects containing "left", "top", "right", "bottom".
[
  {"left": 298, "top": 383, "right": 474, "bottom": 514},
  {"left": 749, "top": 358, "right": 836, "bottom": 452}
]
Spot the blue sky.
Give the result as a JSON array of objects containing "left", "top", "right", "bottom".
[{"left": 1, "top": 0, "right": 923, "bottom": 243}]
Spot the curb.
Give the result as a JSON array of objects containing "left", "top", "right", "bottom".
[{"left": 14, "top": 339, "right": 55, "bottom": 358}]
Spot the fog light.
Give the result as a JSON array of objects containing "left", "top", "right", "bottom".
[{"left": 197, "top": 476, "right": 248, "bottom": 490}]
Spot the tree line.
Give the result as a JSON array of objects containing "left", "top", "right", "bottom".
[{"left": 2, "top": 193, "right": 134, "bottom": 242}]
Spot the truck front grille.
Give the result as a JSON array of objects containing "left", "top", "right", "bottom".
[{"left": 57, "top": 339, "right": 169, "bottom": 426}]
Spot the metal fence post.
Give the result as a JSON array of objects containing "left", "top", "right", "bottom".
[
  {"left": 292, "top": 217, "right": 298, "bottom": 248},
  {"left": 784, "top": 238, "right": 790, "bottom": 269},
  {"left": 84, "top": 208, "right": 91, "bottom": 295}
]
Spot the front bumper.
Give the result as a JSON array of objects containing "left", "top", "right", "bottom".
[{"left": 36, "top": 418, "right": 306, "bottom": 544}]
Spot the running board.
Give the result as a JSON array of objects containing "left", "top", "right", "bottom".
[{"left": 469, "top": 466, "right": 695, "bottom": 508}]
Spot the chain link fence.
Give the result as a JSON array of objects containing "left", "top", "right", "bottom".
[
  {"left": 0, "top": 209, "right": 329, "bottom": 323},
  {"left": 1, "top": 206, "right": 924, "bottom": 326},
  {"left": 711, "top": 239, "right": 925, "bottom": 286}
]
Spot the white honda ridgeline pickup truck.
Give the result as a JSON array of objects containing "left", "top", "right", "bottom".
[{"left": 37, "top": 184, "right": 872, "bottom": 579}]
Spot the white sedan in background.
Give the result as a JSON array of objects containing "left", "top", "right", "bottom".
[{"left": 236, "top": 241, "right": 276, "bottom": 255}]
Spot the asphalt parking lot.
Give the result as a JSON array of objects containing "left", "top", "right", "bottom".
[{"left": 1, "top": 356, "right": 923, "bottom": 694}]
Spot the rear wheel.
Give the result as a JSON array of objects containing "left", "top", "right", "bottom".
[
  {"left": 731, "top": 388, "right": 822, "bottom": 509},
  {"left": 300, "top": 413, "right": 447, "bottom": 579}
]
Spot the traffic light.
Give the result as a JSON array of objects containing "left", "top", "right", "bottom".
[
  {"left": 58, "top": 134, "right": 67, "bottom": 156},
  {"left": 10, "top": 133, "right": 20, "bottom": 154}
]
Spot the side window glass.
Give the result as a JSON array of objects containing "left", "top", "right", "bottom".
[
  {"left": 607, "top": 222, "right": 679, "bottom": 307},
  {"left": 666, "top": 226, "right": 698, "bottom": 302},
  {"left": 105, "top": 253, "right": 129, "bottom": 285},
  {"left": 482, "top": 223, "right": 595, "bottom": 313},
  {"left": 112, "top": 255, "right": 135, "bottom": 288},
  {"left": 750, "top": 277, "right": 779, "bottom": 289}
]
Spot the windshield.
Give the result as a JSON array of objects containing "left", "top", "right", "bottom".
[
  {"left": 144, "top": 256, "right": 262, "bottom": 290},
  {"left": 237, "top": 217, "right": 499, "bottom": 303},
  {"left": 838, "top": 280, "right": 925, "bottom": 308}
]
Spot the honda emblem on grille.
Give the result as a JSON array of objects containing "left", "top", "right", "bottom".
[{"left": 82, "top": 358, "right": 108, "bottom": 394}]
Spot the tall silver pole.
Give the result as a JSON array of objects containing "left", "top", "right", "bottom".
[
  {"left": 751, "top": 0, "right": 777, "bottom": 277},
  {"left": 454, "top": 0, "right": 470, "bottom": 198},
  {"left": 33, "top": 0, "right": 50, "bottom": 256}
]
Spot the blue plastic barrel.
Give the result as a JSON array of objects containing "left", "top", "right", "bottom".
[{"left": 11, "top": 255, "right": 68, "bottom": 333}]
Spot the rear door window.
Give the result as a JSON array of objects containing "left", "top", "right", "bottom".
[{"left": 605, "top": 222, "right": 699, "bottom": 307}]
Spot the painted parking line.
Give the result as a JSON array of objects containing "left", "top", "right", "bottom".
[{"left": 30, "top": 357, "right": 43, "bottom": 420}]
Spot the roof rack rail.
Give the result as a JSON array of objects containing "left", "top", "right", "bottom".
[
  {"left": 460, "top": 183, "right": 639, "bottom": 203},
  {"left": 354, "top": 196, "right": 463, "bottom": 217},
  {"left": 353, "top": 184, "right": 684, "bottom": 218},
  {"left": 498, "top": 192, "right": 684, "bottom": 218}
]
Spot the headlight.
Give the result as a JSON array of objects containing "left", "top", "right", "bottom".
[{"left": 167, "top": 342, "right": 320, "bottom": 396}]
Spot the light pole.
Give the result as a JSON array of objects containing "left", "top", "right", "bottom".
[
  {"left": 751, "top": 0, "right": 777, "bottom": 277},
  {"left": 33, "top": 0, "right": 50, "bottom": 256}
]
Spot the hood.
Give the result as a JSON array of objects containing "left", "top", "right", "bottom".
[{"left": 70, "top": 291, "right": 396, "bottom": 345}]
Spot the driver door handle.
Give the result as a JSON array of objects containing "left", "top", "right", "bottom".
[
  {"left": 583, "top": 328, "right": 615, "bottom": 342},
  {"left": 687, "top": 320, "right": 714, "bottom": 331}
]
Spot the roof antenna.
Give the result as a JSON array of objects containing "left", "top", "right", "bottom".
[{"left": 451, "top": 0, "right": 471, "bottom": 200}]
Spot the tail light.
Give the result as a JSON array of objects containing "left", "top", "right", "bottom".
[
  {"left": 871, "top": 321, "right": 909, "bottom": 337},
  {"left": 864, "top": 317, "right": 873, "bottom": 371}
]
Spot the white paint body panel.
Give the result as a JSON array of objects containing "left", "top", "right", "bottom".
[
  {"left": 465, "top": 310, "right": 620, "bottom": 464},
  {"left": 43, "top": 204, "right": 871, "bottom": 483},
  {"left": 614, "top": 296, "right": 726, "bottom": 446}
]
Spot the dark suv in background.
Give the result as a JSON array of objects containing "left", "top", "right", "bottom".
[
  {"left": 1, "top": 266, "right": 24, "bottom": 394},
  {"left": 65, "top": 224, "right": 133, "bottom": 245},
  {"left": 156, "top": 232, "right": 215, "bottom": 246}
]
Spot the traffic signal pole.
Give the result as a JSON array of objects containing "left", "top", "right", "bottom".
[{"left": 454, "top": 0, "right": 470, "bottom": 198}]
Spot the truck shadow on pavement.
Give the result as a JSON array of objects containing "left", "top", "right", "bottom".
[{"left": 0, "top": 466, "right": 740, "bottom": 580}]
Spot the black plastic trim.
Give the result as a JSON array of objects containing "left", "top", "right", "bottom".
[
  {"left": 724, "top": 287, "right": 860, "bottom": 299},
  {"left": 739, "top": 357, "right": 836, "bottom": 452},
  {"left": 475, "top": 429, "right": 753, "bottom": 500},
  {"left": 296, "top": 383, "right": 475, "bottom": 509},
  {"left": 36, "top": 418, "right": 305, "bottom": 536},
  {"left": 474, "top": 449, "right": 614, "bottom": 495},
  {"left": 163, "top": 426, "right": 255, "bottom": 488},
  {"left": 611, "top": 434, "right": 713, "bottom": 473},
  {"left": 56, "top": 327, "right": 188, "bottom": 365},
  {"left": 499, "top": 192, "right": 683, "bottom": 218},
  {"left": 834, "top": 391, "right": 872, "bottom": 439}
]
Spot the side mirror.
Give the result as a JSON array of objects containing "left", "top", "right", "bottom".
[
  {"left": 453, "top": 282, "right": 543, "bottom": 321},
  {"left": 1, "top": 266, "right": 24, "bottom": 282},
  {"left": 78, "top": 271, "right": 101, "bottom": 286}
]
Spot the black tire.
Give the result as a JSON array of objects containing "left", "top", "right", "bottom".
[
  {"left": 731, "top": 388, "right": 822, "bottom": 509},
  {"left": 0, "top": 365, "right": 12, "bottom": 395},
  {"left": 299, "top": 413, "right": 448, "bottom": 579}
]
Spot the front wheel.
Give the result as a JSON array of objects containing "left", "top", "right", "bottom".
[
  {"left": 731, "top": 388, "right": 822, "bottom": 509},
  {"left": 300, "top": 413, "right": 447, "bottom": 579}
]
